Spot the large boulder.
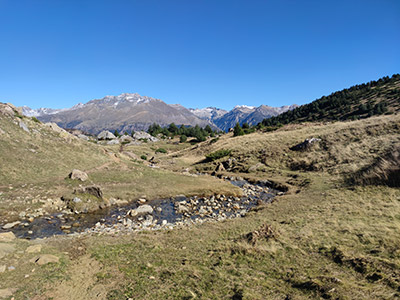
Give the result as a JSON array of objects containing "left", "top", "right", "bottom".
[
  {"left": 0, "top": 103, "right": 16, "bottom": 117},
  {"left": 128, "top": 204, "right": 153, "bottom": 216},
  {"left": 290, "top": 138, "right": 321, "bottom": 151},
  {"left": 132, "top": 131, "right": 159, "bottom": 142},
  {"left": 0, "top": 232, "right": 16, "bottom": 242},
  {"left": 30, "top": 254, "right": 59, "bottom": 265},
  {"left": 68, "top": 169, "right": 88, "bottom": 181},
  {"left": 97, "top": 131, "right": 116, "bottom": 140}
]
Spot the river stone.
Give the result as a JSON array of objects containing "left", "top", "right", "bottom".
[
  {"left": 131, "top": 204, "right": 153, "bottom": 216},
  {"left": 0, "top": 243, "right": 16, "bottom": 258},
  {"left": 68, "top": 169, "right": 88, "bottom": 181},
  {"left": 2, "top": 221, "right": 21, "bottom": 229},
  {"left": 0, "top": 288, "right": 17, "bottom": 299},
  {"left": 0, "top": 232, "right": 16, "bottom": 242},
  {"left": 30, "top": 254, "right": 59, "bottom": 265},
  {"left": 26, "top": 244, "right": 42, "bottom": 253},
  {"left": 177, "top": 204, "right": 189, "bottom": 214}
]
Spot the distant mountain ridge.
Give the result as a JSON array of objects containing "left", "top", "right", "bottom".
[
  {"left": 26, "top": 93, "right": 213, "bottom": 135},
  {"left": 23, "top": 94, "right": 296, "bottom": 133}
]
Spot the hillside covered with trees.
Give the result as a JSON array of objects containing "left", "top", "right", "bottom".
[{"left": 261, "top": 74, "right": 400, "bottom": 127}]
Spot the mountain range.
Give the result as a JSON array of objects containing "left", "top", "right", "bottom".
[{"left": 22, "top": 93, "right": 296, "bottom": 134}]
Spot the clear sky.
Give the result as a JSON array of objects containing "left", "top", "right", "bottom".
[{"left": 0, "top": 0, "right": 399, "bottom": 110}]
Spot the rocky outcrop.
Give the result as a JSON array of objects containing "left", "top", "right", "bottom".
[
  {"left": 97, "top": 130, "right": 116, "bottom": 140},
  {"left": 290, "top": 138, "right": 321, "bottom": 151},
  {"left": 68, "top": 169, "right": 88, "bottom": 182}
]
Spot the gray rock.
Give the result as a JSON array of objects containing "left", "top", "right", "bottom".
[
  {"left": 97, "top": 130, "right": 116, "bottom": 140},
  {"left": 26, "top": 244, "right": 42, "bottom": 253},
  {"left": 0, "top": 243, "right": 16, "bottom": 258},
  {"left": 130, "top": 204, "right": 153, "bottom": 216},
  {"left": 177, "top": 204, "right": 189, "bottom": 214},
  {"left": 68, "top": 169, "right": 88, "bottom": 181},
  {"left": 30, "top": 254, "right": 59, "bottom": 265},
  {"left": 0, "top": 288, "right": 17, "bottom": 299},
  {"left": 0, "top": 232, "right": 16, "bottom": 242},
  {"left": 107, "top": 139, "right": 120, "bottom": 145},
  {"left": 19, "top": 120, "right": 29, "bottom": 132},
  {"left": 73, "top": 197, "right": 82, "bottom": 203},
  {"left": 77, "top": 134, "right": 89, "bottom": 141},
  {"left": 133, "top": 131, "right": 159, "bottom": 142},
  {"left": 2, "top": 221, "right": 21, "bottom": 229}
]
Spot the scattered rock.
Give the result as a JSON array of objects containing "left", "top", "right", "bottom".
[
  {"left": 0, "top": 232, "right": 16, "bottom": 242},
  {"left": 176, "top": 204, "right": 189, "bottom": 214},
  {"left": 129, "top": 204, "right": 153, "bottom": 216},
  {"left": 19, "top": 120, "right": 29, "bottom": 132},
  {"left": 132, "top": 131, "right": 159, "bottom": 142},
  {"left": 44, "top": 122, "right": 65, "bottom": 134},
  {"left": 68, "top": 169, "right": 88, "bottom": 181},
  {"left": 107, "top": 139, "right": 120, "bottom": 145},
  {"left": 26, "top": 244, "right": 42, "bottom": 253},
  {"left": 2, "top": 221, "right": 21, "bottom": 229},
  {"left": 0, "top": 103, "right": 16, "bottom": 117},
  {"left": 77, "top": 134, "right": 89, "bottom": 141},
  {"left": 0, "top": 265, "right": 5, "bottom": 273},
  {"left": 97, "top": 130, "right": 116, "bottom": 140},
  {"left": 0, "top": 243, "right": 16, "bottom": 258},
  {"left": 0, "top": 288, "right": 17, "bottom": 299},
  {"left": 74, "top": 186, "right": 103, "bottom": 199},
  {"left": 30, "top": 254, "right": 59, "bottom": 265}
]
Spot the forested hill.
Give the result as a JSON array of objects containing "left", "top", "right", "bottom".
[{"left": 261, "top": 74, "right": 400, "bottom": 127}]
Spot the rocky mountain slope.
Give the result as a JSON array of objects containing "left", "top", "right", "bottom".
[
  {"left": 212, "top": 104, "right": 297, "bottom": 131},
  {"left": 30, "top": 93, "right": 212, "bottom": 134}
]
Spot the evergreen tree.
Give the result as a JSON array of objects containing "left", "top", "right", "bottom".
[{"left": 233, "top": 122, "right": 244, "bottom": 136}]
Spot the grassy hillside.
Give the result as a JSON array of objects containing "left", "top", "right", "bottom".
[
  {"left": 1, "top": 114, "right": 399, "bottom": 299},
  {"left": 261, "top": 74, "right": 400, "bottom": 127}
]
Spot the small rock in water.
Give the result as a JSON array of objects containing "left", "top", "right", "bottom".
[{"left": 2, "top": 221, "right": 21, "bottom": 229}]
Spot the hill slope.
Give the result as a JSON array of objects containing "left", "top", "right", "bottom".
[{"left": 262, "top": 74, "right": 400, "bottom": 127}]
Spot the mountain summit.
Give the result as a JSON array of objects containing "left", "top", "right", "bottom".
[{"left": 29, "top": 93, "right": 212, "bottom": 134}]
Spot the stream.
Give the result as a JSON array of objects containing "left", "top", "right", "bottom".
[{"left": 2, "top": 178, "right": 280, "bottom": 239}]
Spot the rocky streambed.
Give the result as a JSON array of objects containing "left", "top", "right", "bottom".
[{"left": 1, "top": 178, "right": 282, "bottom": 239}]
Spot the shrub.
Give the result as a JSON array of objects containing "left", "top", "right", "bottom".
[
  {"left": 140, "top": 155, "right": 147, "bottom": 160},
  {"left": 233, "top": 123, "right": 244, "bottom": 137},
  {"left": 155, "top": 148, "right": 167, "bottom": 154},
  {"left": 180, "top": 135, "right": 187, "bottom": 143},
  {"left": 205, "top": 149, "right": 231, "bottom": 161},
  {"left": 210, "top": 137, "right": 219, "bottom": 144},
  {"left": 31, "top": 117, "right": 41, "bottom": 123}
]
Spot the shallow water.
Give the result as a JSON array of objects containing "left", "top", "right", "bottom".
[{"left": 2, "top": 180, "right": 278, "bottom": 239}]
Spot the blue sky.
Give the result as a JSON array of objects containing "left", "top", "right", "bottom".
[{"left": 0, "top": 0, "right": 399, "bottom": 110}]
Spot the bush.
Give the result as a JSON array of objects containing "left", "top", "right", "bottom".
[
  {"left": 233, "top": 123, "right": 244, "bottom": 137},
  {"left": 210, "top": 137, "right": 219, "bottom": 144},
  {"left": 140, "top": 155, "right": 147, "bottom": 160},
  {"left": 31, "top": 117, "right": 41, "bottom": 123},
  {"left": 205, "top": 149, "right": 231, "bottom": 161},
  {"left": 155, "top": 148, "right": 167, "bottom": 154},
  {"left": 180, "top": 135, "right": 187, "bottom": 143}
]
